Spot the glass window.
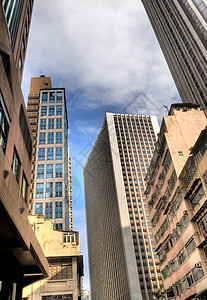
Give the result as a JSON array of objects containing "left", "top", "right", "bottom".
[
  {"left": 55, "top": 223, "right": 63, "bottom": 230},
  {"left": 192, "top": 266, "right": 204, "bottom": 283},
  {"left": 56, "top": 132, "right": 62, "bottom": 144},
  {"left": 0, "top": 93, "right": 10, "bottom": 154},
  {"left": 57, "top": 92, "right": 62, "bottom": 103},
  {"left": 37, "top": 164, "right": 44, "bottom": 179},
  {"left": 45, "top": 202, "right": 53, "bottom": 219},
  {"left": 46, "top": 164, "right": 53, "bottom": 178},
  {"left": 55, "top": 201, "right": 62, "bottom": 218},
  {"left": 55, "top": 164, "right": 62, "bottom": 178},
  {"left": 49, "top": 106, "right": 55, "bottom": 116},
  {"left": 21, "top": 173, "right": 28, "bottom": 203},
  {"left": 56, "top": 147, "right": 62, "bottom": 160},
  {"left": 36, "top": 183, "right": 44, "bottom": 198},
  {"left": 41, "top": 106, "right": 47, "bottom": 116},
  {"left": 56, "top": 105, "right": 62, "bottom": 115},
  {"left": 38, "top": 148, "right": 45, "bottom": 161},
  {"left": 39, "top": 133, "right": 46, "bottom": 144},
  {"left": 49, "top": 92, "right": 55, "bottom": 103},
  {"left": 48, "top": 118, "right": 54, "bottom": 129},
  {"left": 47, "top": 132, "right": 54, "bottom": 144},
  {"left": 42, "top": 92, "right": 48, "bottom": 103},
  {"left": 12, "top": 148, "right": 21, "bottom": 182},
  {"left": 46, "top": 182, "right": 53, "bottom": 198},
  {"left": 55, "top": 182, "right": 62, "bottom": 197},
  {"left": 35, "top": 203, "right": 43, "bottom": 214},
  {"left": 47, "top": 147, "right": 54, "bottom": 160},
  {"left": 40, "top": 119, "right": 46, "bottom": 130},
  {"left": 56, "top": 118, "right": 62, "bottom": 129}
]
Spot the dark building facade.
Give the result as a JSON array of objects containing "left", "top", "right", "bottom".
[
  {"left": 0, "top": 1, "right": 49, "bottom": 299},
  {"left": 1, "top": 0, "right": 34, "bottom": 81},
  {"left": 142, "top": 0, "right": 207, "bottom": 108}
]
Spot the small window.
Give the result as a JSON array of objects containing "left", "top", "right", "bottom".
[
  {"left": 56, "top": 105, "right": 62, "bottom": 115},
  {"left": 21, "top": 173, "right": 28, "bottom": 203},
  {"left": 55, "top": 164, "right": 62, "bottom": 178},
  {"left": 47, "top": 147, "right": 54, "bottom": 160},
  {"left": 36, "top": 183, "right": 44, "bottom": 198},
  {"left": 56, "top": 118, "right": 62, "bottom": 129},
  {"left": 37, "top": 164, "right": 44, "bottom": 179},
  {"left": 55, "top": 182, "right": 62, "bottom": 197},
  {"left": 47, "top": 132, "right": 54, "bottom": 144},
  {"left": 38, "top": 148, "right": 45, "bottom": 161},
  {"left": 178, "top": 151, "right": 183, "bottom": 156},
  {"left": 55, "top": 201, "right": 62, "bottom": 218},
  {"left": 12, "top": 147, "right": 21, "bottom": 182},
  {"left": 56, "top": 132, "right": 62, "bottom": 144},
  {"left": 0, "top": 92, "right": 10, "bottom": 154},
  {"left": 48, "top": 118, "right": 54, "bottom": 129},
  {"left": 42, "top": 92, "right": 48, "bottom": 103},
  {"left": 40, "top": 119, "right": 46, "bottom": 130},
  {"left": 39, "top": 133, "right": 46, "bottom": 144},
  {"left": 57, "top": 92, "right": 62, "bottom": 103},
  {"left": 56, "top": 147, "right": 62, "bottom": 160},
  {"left": 45, "top": 202, "right": 53, "bottom": 219},
  {"left": 46, "top": 164, "right": 53, "bottom": 178},
  {"left": 49, "top": 92, "right": 55, "bottom": 103},
  {"left": 41, "top": 106, "right": 47, "bottom": 116},
  {"left": 45, "top": 182, "right": 53, "bottom": 198},
  {"left": 35, "top": 202, "right": 43, "bottom": 214},
  {"left": 49, "top": 106, "right": 55, "bottom": 116}
]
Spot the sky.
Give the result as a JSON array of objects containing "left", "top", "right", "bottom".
[{"left": 21, "top": 0, "right": 180, "bottom": 292}]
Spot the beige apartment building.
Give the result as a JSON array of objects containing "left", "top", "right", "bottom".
[
  {"left": 145, "top": 103, "right": 207, "bottom": 299},
  {"left": 84, "top": 112, "right": 162, "bottom": 300},
  {"left": 23, "top": 215, "right": 83, "bottom": 300}
]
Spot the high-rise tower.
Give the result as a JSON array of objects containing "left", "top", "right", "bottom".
[
  {"left": 27, "top": 76, "right": 73, "bottom": 231},
  {"left": 142, "top": 0, "right": 207, "bottom": 108},
  {"left": 1, "top": 0, "right": 34, "bottom": 80},
  {"left": 84, "top": 113, "right": 162, "bottom": 300}
]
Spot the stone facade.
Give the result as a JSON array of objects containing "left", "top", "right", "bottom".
[{"left": 23, "top": 215, "right": 83, "bottom": 300}]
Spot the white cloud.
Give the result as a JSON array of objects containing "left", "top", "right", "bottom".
[
  {"left": 76, "top": 123, "right": 101, "bottom": 136},
  {"left": 22, "top": 0, "right": 180, "bottom": 111}
]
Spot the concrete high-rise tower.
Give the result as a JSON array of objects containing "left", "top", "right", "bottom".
[
  {"left": 84, "top": 113, "right": 162, "bottom": 300},
  {"left": 142, "top": 0, "right": 207, "bottom": 108},
  {"left": 27, "top": 76, "right": 72, "bottom": 231}
]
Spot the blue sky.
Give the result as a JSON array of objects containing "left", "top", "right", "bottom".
[{"left": 21, "top": 0, "right": 180, "bottom": 292}]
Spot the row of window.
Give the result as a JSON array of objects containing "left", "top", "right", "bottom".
[
  {"left": 35, "top": 201, "right": 62, "bottom": 219},
  {"left": 39, "top": 132, "right": 62, "bottom": 145},
  {"left": 41, "top": 91, "right": 63, "bottom": 103},
  {"left": 36, "top": 182, "right": 63, "bottom": 198},
  {"left": 11, "top": 147, "right": 28, "bottom": 202},
  {"left": 41, "top": 105, "right": 62, "bottom": 116},
  {"left": 38, "top": 147, "right": 62, "bottom": 161},
  {"left": 37, "top": 164, "right": 62, "bottom": 179},
  {"left": 40, "top": 118, "right": 62, "bottom": 130}
]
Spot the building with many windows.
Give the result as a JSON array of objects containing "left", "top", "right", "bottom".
[
  {"left": 27, "top": 76, "right": 72, "bottom": 231},
  {"left": 0, "top": 3, "right": 49, "bottom": 299},
  {"left": 84, "top": 112, "right": 162, "bottom": 300},
  {"left": 145, "top": 104, "right": 207, "bottom": 299},
  {"left": 1, "top": 0, "right": 34, "bottom": 81},
  {"left": 142, "top": 0, "right": 207, "bottom": 108}
]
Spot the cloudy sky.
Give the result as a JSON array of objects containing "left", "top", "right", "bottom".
[{"left": 22, "top": 0, "right": 180, "bottom": 292}]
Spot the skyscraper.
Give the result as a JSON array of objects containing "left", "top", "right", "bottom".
[
  {"left": 142, "top": 0, "right": 207, "bottom": 108},
  {"left": 84, "top": 113, "right": 162, "bottom": 300},
  {"left": 27, "top": 76, "right": 72, "bottom": 231},
  {"left": 1, "top": 0, "right": 34, "bottom": 80}
]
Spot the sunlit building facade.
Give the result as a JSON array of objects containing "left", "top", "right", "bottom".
[
  {"left": 27, "top": 76, "right": 72, "bottom": 231},
  {"left": 142, "top": 0, "right": 207, "bottom": 108},
  {"left": 84, "top": 112, "right": 162, "bottom": 300},
  {"left": 145, "top": 104, "right": 207, "bottom": 299}
]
